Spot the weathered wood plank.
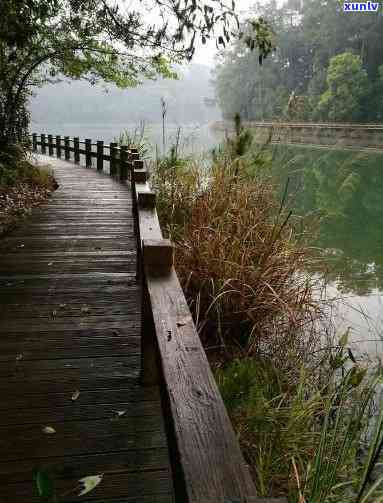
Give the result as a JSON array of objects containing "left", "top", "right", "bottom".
[
  {"left": 0, "top": 449, "right": 170, "bottom": 483},
  {"left": 0, "top": 400, "right": 162, "bottom": 426},
  {"left": 0, "top": 470, "right": 174, "bottom": 502},
  {"left": 145, "top": 267, "right": 257, "bottom": 502},
  {"left": 0, "top": 154, "right": 174, "bottom": 502},
  {"left": 0, "top": 385, "right": 160, "bottom": 411},
  {"left": 0, "top": 335, "right": 141, "bottom": 361},
  {"left": 0, "top": 417, "right": 165, "bottom": 461}
]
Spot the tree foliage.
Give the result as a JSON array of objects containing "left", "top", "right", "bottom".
[
  {"left": 316, "top": 53, "right": 369, "bottom": 121},
  {"left": 0, "top": 0, "right": 273, "bottom": 148},
  {"left": 214, "top": 0, "right": 383, "bottom": 122}
]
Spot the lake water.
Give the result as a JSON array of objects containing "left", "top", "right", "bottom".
[
  {"left": 269, "top": 143, "right": 383, "bottom": 358},
  {"left": 31, "top": 121, "right": 222, "bottom": 157},
  {"left": 31, "top": 121, "right": 383, "bottom": 358}
]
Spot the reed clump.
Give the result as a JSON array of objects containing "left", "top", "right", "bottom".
[
  {"left": 216, "top": 348, "right": 383, "bottom": 502},
  {"left": 151, "top": 136, "right": 322, "bottom": 363}
]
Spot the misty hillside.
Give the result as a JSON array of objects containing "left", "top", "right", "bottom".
[{"left": 30, "top": 64, "right": 221, "bottom": 125}]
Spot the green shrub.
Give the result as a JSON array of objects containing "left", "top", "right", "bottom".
[{"left": 216, "top": 353, "right": 383, "bottom": 502}]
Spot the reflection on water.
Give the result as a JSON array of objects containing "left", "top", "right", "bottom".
[{"left": 270, "top": 144, "right": 383, "bottom": 356}]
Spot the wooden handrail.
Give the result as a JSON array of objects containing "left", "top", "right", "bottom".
[
  {"left": 30, "top": 133, "right": 285, "bottom": 503},
  {"left": 130, "top": 157, "right": 261, "bottom": 502}
]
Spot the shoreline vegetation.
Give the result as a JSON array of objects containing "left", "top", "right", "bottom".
[
  {"left": 149, "top": 120, "right": 383, "bottom": 502},
  {"left": 0, "top": 144, "right": 57, "bottom": 236}
]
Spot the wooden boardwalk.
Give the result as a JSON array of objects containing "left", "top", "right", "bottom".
[{"left": 0, "top": 156, "right": 174, "bottom": 502}]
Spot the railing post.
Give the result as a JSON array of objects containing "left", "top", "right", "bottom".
[
  {"left": 141, "top": 279, "right": 159, "bottom": 386},
  {"left": 140, "top": 239, "right": 174, "bottom": 387},
  {"left": 110, "top": 142, "right": 118, "bottom": 177},
  {"left": 48, "top": 134, "right": 53, "bottom": 156},
  {"left": 97, "top": 141, "right": 104, "bottom": 172},
  {"left": 56, "top": 135, "right": 61, "bottom": 158},
  {"left": 41, "top": 134, "right": 46, "bottom": 154},
  {"left": 64, "top": 136, "right": 70, "bottom": 160},
  {"left": 130, "top": 151, "right": 140, "bottom": 163},
  {"left": 120, "top": 145, "right": 129, "bottom": 182},
  {"left": 32, "top": 133, "right": 37, "bottom": 152},
  {"left": 129, "top": 158, "right": 139, "bottom": 279},
  {"left": 85, "top": 139, "right": 92, "bottom": 168},
  {"left": 133, "top": 159, "right": 144, "bottom": 173},
  {"left": 74, "top": 137, "right": 80, "bottom": 164}
]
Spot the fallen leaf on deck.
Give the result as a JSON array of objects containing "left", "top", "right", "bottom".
[
  {"left": 71, "top": 390, "right": 80, "bottom": 401},
  {"left": 51, "top": 310, "right": 57, "bottom": 318},
  {"left": 59, "top": 303, "right": 67, "bottom": 309},
  {"left": 16, "top": 354, "right": 23, "bottom": 361},
  {"left": 42, "top": 426, "right": 56, "bottom": 434},
  {"left": 113, "top": 410, "right": 127, "bottom": 417},
  {"left": 48, "top": 262, "right": 53, "bottom": 266},
  {"left": 81, "top": 306, "right": 90, "bottom": 314},
  {"left": 78, "top": 474, "right": 104, "bottom": 496}
]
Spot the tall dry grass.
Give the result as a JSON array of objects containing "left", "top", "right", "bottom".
[{"left": 151, "top": 144, "right": 323, "bottom": 363}]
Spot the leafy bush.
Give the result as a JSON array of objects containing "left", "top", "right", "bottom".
[{"left": 0, "top": 143, "right": 54, "bottom": 189}]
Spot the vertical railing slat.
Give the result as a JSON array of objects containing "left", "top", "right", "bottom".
[
  {"left": 48, "top": 134, "right": 53, "bottom": 156},
  {"left": 97, "top": 141, "right": 104, "bottom": 172},
  {"left": 56, "top": 135, "right": 61, "bottom": 158},
  {"left": 120, "top": 145, "right": 129, "bottom": 182},
  {"left": 64, "top": 136, "right": 70, "bottom": 160},
  {"left": 74, "top": 137, "right": 80, "bottom": 164},
  {"left": 41, "top": 134, "right": 46, "bottom": 154},
  {"left": 32, "top": 133, "right": 37, "bottom": 152},
  {"left": 110, "top": 142, "right": 118, "bottom": 177},
  {"left": 85, "top": 139, "right": 92, "bottom": 168}
]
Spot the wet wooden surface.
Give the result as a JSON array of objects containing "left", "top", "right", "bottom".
[{"left": 0, "top": 156, "right": 174, "bottom": 502}]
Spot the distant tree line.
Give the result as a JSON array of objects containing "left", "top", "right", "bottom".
[{"left": 214, "top": 0, "right": 383, "bottom": 123}]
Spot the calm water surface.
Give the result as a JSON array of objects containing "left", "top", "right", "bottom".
[{"left": 270, "top": 144, "right": 383, "bottom": 358}]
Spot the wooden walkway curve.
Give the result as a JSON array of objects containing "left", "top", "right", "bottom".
[{"left": 0, "top": 155, "right": 174, "bottom": 502}]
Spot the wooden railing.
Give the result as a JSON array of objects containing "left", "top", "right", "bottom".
[
  {"left": 31, "top": 133, "right": 285, "bottom": 503},
  {"left": 30, "top": 133, "right": 140, "bottom": 179}
]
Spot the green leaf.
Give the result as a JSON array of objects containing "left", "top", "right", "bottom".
[
  {"left": 338, "top": 327, "right": 350, "bottom": 348},
  {"left": 349, "top": 366, "right": 367, "bottom": 388},
  {"left": 33, "top": 469, "right": 55, "bottom": 499}
]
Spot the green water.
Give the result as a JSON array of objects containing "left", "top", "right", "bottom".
[{"left": 267, "top": 144, "right": 383, "bottom": 356}]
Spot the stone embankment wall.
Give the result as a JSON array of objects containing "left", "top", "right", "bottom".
[{"left": 212, "top": 121, "right": 383, "bottom": 148}]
